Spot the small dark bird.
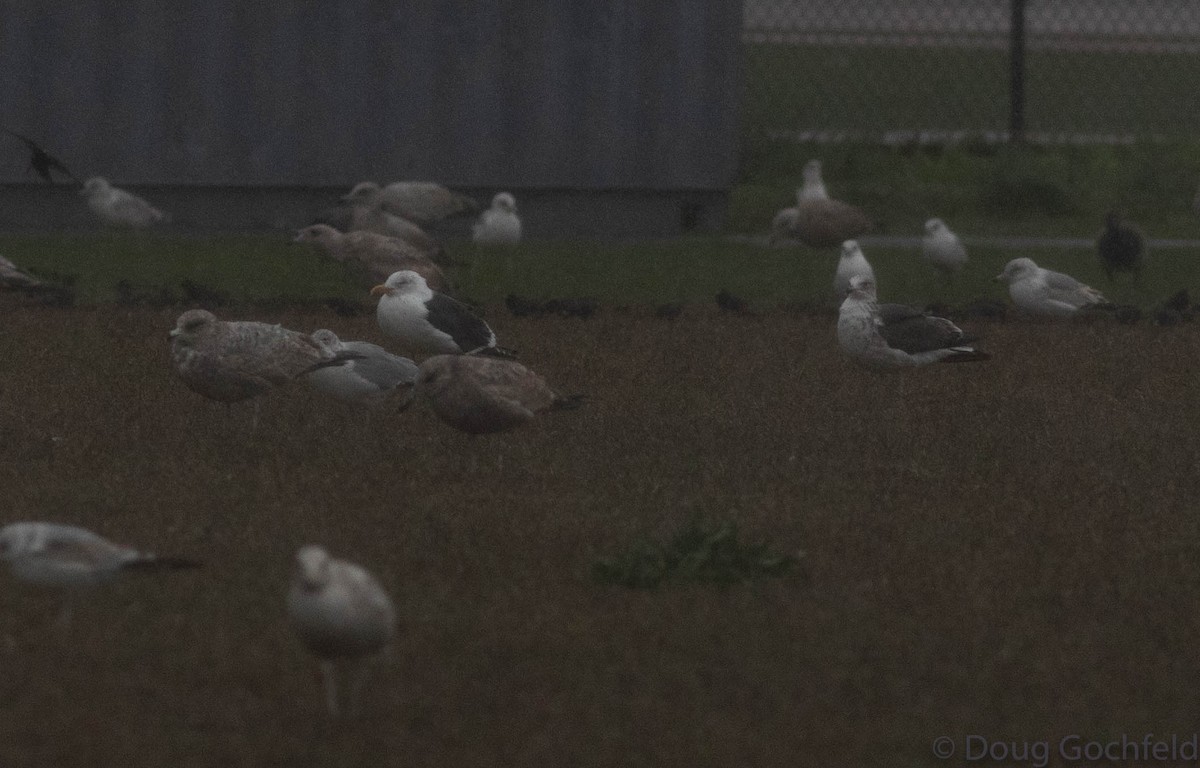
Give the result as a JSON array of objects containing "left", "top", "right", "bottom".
[
  {"left": 4, "top": 130, "right": 78, "bottom": 185},
  {"left": 715, "top": 289, "right": 749, "bottom": 314},
  {"left": 1096, "top": 211, "right": 1145, "bottom": 281}
]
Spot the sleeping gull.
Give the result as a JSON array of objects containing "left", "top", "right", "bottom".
[
  {"left": 293, "top": 224, "right": 450, "bottom": 292},
  {"left": 287, "top": 545, "right": 396, "bottom": 718},
  {"left": 921, "top": 218, "right": 968, "bottom": 276},
  {"left": 472, "top": 192, "right": 522, "bottom": 245},
  {"left": 169, "top": 309, "right": 361, "bottom": 425},
  {"left": 789, "top": 197, "right": 873, "bottom": 249},
  {"left": 995, "top": 258, "right": 1108, "bottom": 317},
  {"left": 834, "top": 240, "right": 876, "bottom": 298},
  {"left": 418, "top": 354, "right": 582, "bottom": 435},
  {"left": 344, "top": 181, "right": 478, "bottom": 224},
  {"left": 371, "top": 270, "right": 515, "bottom": 358},
  {"left": 797, "top": 159, "right": 830, "bottom": 202},
  {"left": 1096, "top": 211, "right": 1145, "bottom": 282},
  {"left": 316, "top": 194, "right": 442, "bottom": 258},
  {"left": 0, "top": 521, "right": 199, "bottom": 626},
  {"left": 81, "top": 177, "right": 168, "bottom": 228},
  {"left": 306, "top": 329, "right": 419, "bottom": 407},
  {"left": 837, "top": 275, "right": 990, "bottom": 368}
]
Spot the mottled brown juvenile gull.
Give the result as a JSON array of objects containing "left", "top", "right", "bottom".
[
  {"left": 81, "top": 177, "right": 168, "bottom": 228},
  {"left": 371, "top": 270, "right": 514, "bottom": 358},
  {"left": 169, "top": 310, "right": 359, "bottom": 424},
  {"left": 0, "top": 521, "right": 199, "bottom": 626},
  {"left": 344, "top": 180, "right": 478, "bottom": 224},
  {"left": 315, "top": 196, "right": 442, "bottom": 258},
  {"left": 995, "top": 258, "right": 1108, "bottom": 317},
  {"left": 293, "top": 224, "right": 449, "bottom": 292},
  {"left": 472, "top": 192, "right": 522, "bottom": 245},
  {"left": 1096, "top": 211, "right": 1145, "bottom": 282},
  {"left": 921, "top": 218, "right": 968, "bottom": 276},
  {"left": 287, "top": 545, "right": 396, "bottom": 718},
  {"left": 791, "top": 197, "right": 873, "bottom": 249},
  {"left": 834, "top": 240, "right": 875, "bottom": 298},
  {"left": 418, "top": 354, "right": 582, "bottom": 435},
  {"left": 837, "top": 276, "right": 989, "bottom": 368},
  {"left": 306, "top": 329, "right": 419, "bottom": 407}
]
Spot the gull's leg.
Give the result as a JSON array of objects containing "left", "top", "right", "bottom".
[
  {"left": 345, "top": 659, "right": 371, "bottom": 719},
  {"left": 252, "top": 399, "right": 262, "bottom": 433},
  {"left": 320, "top": 660, "right": 340, "bottom": 718}
]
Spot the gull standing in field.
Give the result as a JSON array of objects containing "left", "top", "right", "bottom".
[
  {"left": 293, "top": 224, "right": 450, "bottom": 292},
  {"left": 371, "top": 270, "right": 515, "bottom": 358},
  {"left": 995, "top": 257, "right": 1108, "bottom": 317},
  {"left": 921, "top": 218, "right": 969, "bottom": 277},
  {"left": 418, "top": 354, "right": 583, "bottom": 435},
  {"left": 837, "top": 275, "right": 990, "bottom": 368},
  {"left": 1096, "top": 211, "right": 1145, "bottom": 282},
  {"left": 797, "top": 159, "right": 830, "bottom": 202},
  {"left": 834, "top": 239, "right": 876, "bottom": 298},
  {"left": 0, "top": 521, "right": 200, "bottom": 627},
  {"left": 287, "top": 545, "right": 396, "bottom": 718},
  {"left": 472, "top": 192, "right": 522, "bottom": 245},
  {"left": 306, "top": 329, "right": 419, "bottom": 408},
  {"left": 343, "top": 181, "right": 478, "bottom": 224},
  {"left": 169, "top": 309, "right": 361, "bottom": 427},
  {"left": 81, "top": 177, "right": 168, "bottom": 228}
]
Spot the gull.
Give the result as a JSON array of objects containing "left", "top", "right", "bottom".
[
  {"left": 3, "top": 130, "right": 78, "bottom": 184},
  {"left": 995, "top": 258, "right": 1108, "bottom": 317},
  {"left": 287, "top": 545, "right": 396, "bottom": 718},
  {"left": 315, "top": 196, "right": 442, "bottom": 259},
  {"left": 306, "top": 329, "right": 419, "bottom": 407},
  {"left": 837, "top": 276, "right": 990, "bottom": 368},
  {"left": 796, "top": 159, "right": 830, "bottom": 202},
  {"left": 921, "top": 218, "right": 968, "bottom": 276},
  {"left": 0, "top": 254, "right": 46, "bottom": 291},
  {"left": 293, "top": 224, "right": 450, "bottom": 292},
  {"left": 1096, "top": 211, "right": 1145, "bottom": 282},
  {"left": 81, "top": 177, "right": 168, "bottom": 228},
  {"left": 0, "top": 521, "right": 199, "bottom": 626},
  {"left": 418, "top": 354, "right": 583, "bottom": 435},
  {"left": 169, "top": 309, "right": 361, "bottom": 426},
  {"left": 768, "top": 206, "right": 800, "bottom": 245},
  {"left": 371, "top": 270, "right": 515, "bottom": 358},
  {"left": 472, "top": 192, "right": 522, "bottom": 245},
  {"left": 834, "top": 240, "right": 875, "bottom": 298},
  {"left": 343, "top": 181, "right": 478, "bottom": 224}
]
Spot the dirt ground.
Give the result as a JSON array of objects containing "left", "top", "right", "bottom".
[{"left": 1, "top": 301, "right": 1198, "bottom": 767}]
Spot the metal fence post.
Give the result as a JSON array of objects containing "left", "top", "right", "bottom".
[{"left": 1010, "top": 0, "right": 1027, "bottom": 142}]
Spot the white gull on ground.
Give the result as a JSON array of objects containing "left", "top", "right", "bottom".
[
  {"left": 306, "top": 329, "right": 419, "bottom": 407},
  {"left": 796, "top": 159, "right": 830, "bottom": 202},
  {"left": 837, "top": 276, "right": 990, "bottom": 368},
  {"left": 287, "top": 545, "right": 396, "bottom": 718},
  {"left": 834, "top": 239, "right": 875, "bottom": 298},
  {"left": 472, "top": 192, "right": 522, "bottom": 245},
  {"left": 169, "top": 309, "right": 360, "bottom": 424},
  {"left": 922, "top": 218, "right": 968, "bottom": 276},
  {"left": 371, "top": 270, "right": 513, "bottom": 358},
  {"left": 418, "top": 354, "right": 582, "bottom": 435},
  {"left": 81, "top": 177, "right": 168, "bottom": 228},
  {"left": 0, "top": 522, "right": 199, "bottom": 625},
  {"left": 293, "top": 224, "right": 449, "bottom": 291},
  {"left": 995, "top": 257, "right": 1108, "bottom": 317}
]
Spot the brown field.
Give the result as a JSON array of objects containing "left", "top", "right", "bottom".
[{"left": 1, "top": 301, "right": 1199, "bottom": 767}]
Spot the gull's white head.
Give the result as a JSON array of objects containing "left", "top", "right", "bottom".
[
  {"left": 996, "top": 257, "right": 1038, "bottom": 284},
  {"left": 294, "top": 545, "right": 332, "bottom": 591},
  {"left": 840, "top": 240, "right": 863, "bottom": 260},
  {"left": 924, "top": 218, "right": 947, "bottom": 235},
  {"left": 803, "top": 159, "right": 823, "bottom": 182},
  {"left": 492, "top": 192, "right": 517, "bottom": 212},
  {"left": 169, "top": 309, "right": 218, "bottom": 340},
  {"left": 81, "top": 177, "right": 110, "bottom": 197},
  {"left": 341, "top": 181, "right": 381, "bottom": 203},
  {"left": 846, "top": 274, "right": 878, "bottom": 301},
  {"left": 293, "top": 224, "right": 342, "bottom": 246},
  {"left": 369, "top": 269, "right": 427, "bottom": 299},
  {"left": 310, "top": 329, "right": 342, "bottom": 353},
  {"left": 0, "top": 523, "right": 38, "bottom": 562}
]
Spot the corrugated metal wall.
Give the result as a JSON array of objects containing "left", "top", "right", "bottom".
[{"left": 0, "top": 1, "right": 742, "bottom": 190}]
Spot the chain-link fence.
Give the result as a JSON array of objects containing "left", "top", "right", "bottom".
[{"left": 743, "top": 0, "right": 1200, "bottom": 143}]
